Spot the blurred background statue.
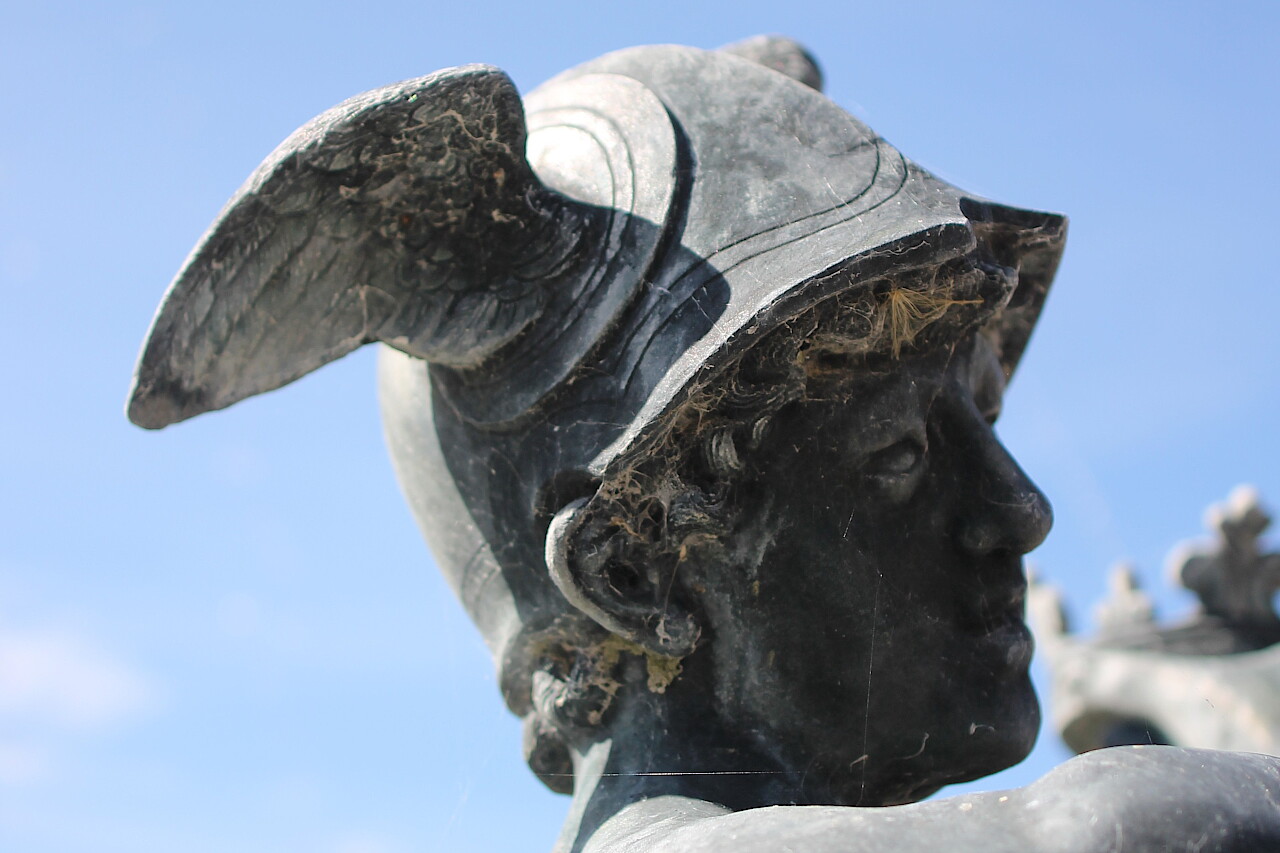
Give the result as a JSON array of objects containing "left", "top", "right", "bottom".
[{"left": 1033, "top": 486, "right": 1280, "bottom": 755}]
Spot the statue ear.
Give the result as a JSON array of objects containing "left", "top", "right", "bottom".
[{"left": 545, "top": 499, "right": 700, "bottom": 658}]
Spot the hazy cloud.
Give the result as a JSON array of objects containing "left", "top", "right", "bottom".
[
  {"left": 0, "top": 627, "right": 156, "bottom": 730},
  {"left": 0, "top": 740, "right": 51, "bottom": 785}
]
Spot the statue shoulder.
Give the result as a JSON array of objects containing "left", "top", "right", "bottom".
[
  {"left": 1020, "top": 746, "right": 1280, "bottom": 853},
  {"left": 581, "top": 793, "right": 1030, "bottom": 853},
  {"left": 579, "top": 749, "right": 1280, "bottom": 853}
]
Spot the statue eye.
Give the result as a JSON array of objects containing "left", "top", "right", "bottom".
[{"left": 865, "top": 439, "right": 924, "bottom": 479}]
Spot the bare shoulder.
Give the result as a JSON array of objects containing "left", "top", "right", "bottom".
[
  {"left": 583, "top": 750, "right": 1280, "bottom": 853},
  {"left": 585, "top": 792, "right": 1034, "bottom": 853},
  {"left": 1020, "top": 747, "right": 1280, "bottom": 853}
]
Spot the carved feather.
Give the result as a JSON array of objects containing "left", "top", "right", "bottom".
[{"left": 129, "top": 64, "right": 590, "bottom": 429}]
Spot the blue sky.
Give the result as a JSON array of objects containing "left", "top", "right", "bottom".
[{"left": 3, "top": 2, "right": 1279, "bottom": 851}]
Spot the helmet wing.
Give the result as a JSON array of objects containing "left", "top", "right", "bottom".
[{"left": 129, "top": 65, "right": 589, "bottom": 428}]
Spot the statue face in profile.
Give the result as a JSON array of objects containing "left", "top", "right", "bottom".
[
  {"left": 696, "top": 330, "right": 1050, "bottom": 805},
  {"left": 542, "top": 260, "right": 1053, "bottom": 807}
]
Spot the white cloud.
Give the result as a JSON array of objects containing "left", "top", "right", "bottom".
[{"left": 0, "top": 627, "right": 156, "bottom": 730}]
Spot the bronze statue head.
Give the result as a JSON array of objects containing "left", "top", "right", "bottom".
[{"left": 130, "top": 36, "right": 1064, "bottom": 810}]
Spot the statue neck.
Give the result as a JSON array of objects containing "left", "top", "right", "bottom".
[{"left": 551, "top": 668, "right": 807, "bottom": 853}]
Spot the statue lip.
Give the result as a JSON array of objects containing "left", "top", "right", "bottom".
[
  {"left": 963, "top": 575, "right": 1035, "bottom": 671},
  {"left": 960, "top": 562, "right": 1030, "bottom": 637},
  {"left": 982, "top": 618, "right": 1035, "bottom": 671}
]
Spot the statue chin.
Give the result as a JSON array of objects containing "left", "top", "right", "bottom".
[
  {"left": 821, "top": 676, "right": 1041, "bottom": 808},
  {"left": 942, "top": 677, "right": 1042, "bottom": 788}
]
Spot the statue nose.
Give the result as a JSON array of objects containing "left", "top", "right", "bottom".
[{"left": 956, "top": 435, "right": 1053, "bottom": 557}]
